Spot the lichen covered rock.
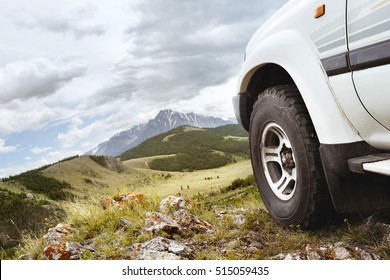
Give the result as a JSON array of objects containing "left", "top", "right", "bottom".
[
  {"left": 131, "top": 236, "right": 193, "bottom": 260},
  {"left": 42, "top": 224, "right": 82, "bottom": 260},
  {"left": 43, "top": 241, "right": 82, "bottom": 260},
  {"left": 144, "top": 212, "right": 180, "bottom": 234},
  {"left": 159, "top": 196, "right": 192, "bottom": 212},
  {"left": 101, "top": 192, "right": 145, "bottom": 209}
]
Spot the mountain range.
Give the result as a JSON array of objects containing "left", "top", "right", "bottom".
[{"left": 85, "top": 109, "right": 236, "bottom": 156}]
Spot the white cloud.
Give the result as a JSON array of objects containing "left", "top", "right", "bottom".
[
  {"left": 57, "top": 103, "right": 155, "bottom": 150},
  {"left": 94, "top": 0, "right": 287, "bottom": 105},
  {"left": 21, "top": 16, "right": 106, "bottom": 40},
  {"left": 0, "top": 138, "right": 17, "bottom": 154},
  {"left": 0, "top": 148, "right": 82, "bottom": 178},
  {"left": 0, "top": 0, "right": 288, "bottom": 177},
  {"left": 0, "top": 98, "right": 58, "bottom": 136},
  {"left": 14, "top": 3, "right": 106, "bottom": 39},
  {"left": 31, "top": 146, "right": 52, "bottom": 155},
  {"left": 0, "top": 57, "right": 86, "bottom": 102}
]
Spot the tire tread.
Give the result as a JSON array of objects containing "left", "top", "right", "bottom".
[{"left": 250, "top": 84, "right": 332, "bottom": 228}]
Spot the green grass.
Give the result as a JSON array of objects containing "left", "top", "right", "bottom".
[
  {"left": 211, "top": 124, "right": 249, "bottom": 137},
  {"left": 8, "top": 178, "right": 390, "bottom": 260},
  {"left": 133, "top": 159, "right": 254, "bottom": 197},
  {"left": 40, "top": 156, "right": 154, "bottom": 199},
  {"left": 148, "top": 147, "right": 231, "bottom": 171},
  {"left": 2, "top": 149, "right": 389, "bottom": 260},
  {"left": 2, "top": 170, "right": 73, "bottom": 201},
  {"left": 120, "top": 125, "right": 249, "bottom": 171},
  {"left": 0, "top": 188, "right": 65, "bottom": 258}
]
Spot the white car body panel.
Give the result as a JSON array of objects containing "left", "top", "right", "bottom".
[
  {"left": 237, "top": 29, "right": 361, "bottom": 144},
  {"left": 234, "top": 0, "right": 390, "bottom": 216},
  {"left": 348, "top": 1, "right": 390, "bottom": 132},
  {"left": 329, "top": 72, "right": 390, "bottom": 149},
  {"left": 236, "top": 0, "right": 390, "bottom": 148}
]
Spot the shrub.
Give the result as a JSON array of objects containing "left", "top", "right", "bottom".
[
  {"left": 0, "top": 188, "right": 65, "bottom": 249},
  {"left": 149, "top": 148, "right": 231, "bottom": 171},
  {"left": 89, "top": 155, "right": 107, "bottom": 168},
  {"left": 220, "top": 175, "right": 256, "bottom": 194}
]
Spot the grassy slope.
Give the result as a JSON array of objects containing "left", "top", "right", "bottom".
[
  {"left": 39, "top": 155, "right": 253, "bottom": 198},
  {"left": 2, "top": 154, "right": 389, "bottom": 260},
  {"left": 40, "top": 156, "right": 153, "bottom": 198},
  {"left": 12, "top": 182, "right": 390, "bottom": 260},
  {"left": 119, "top": 125, "right": 249, "bottom": 171},
  {"left": 0, "top": 153, "right": 253, "bottom": 259},
  {"left": 123, "top": 158, "right": 253, "bottom": 197},
  {"left": 2, "top": 125, "right": 389, "bottom": 260}
]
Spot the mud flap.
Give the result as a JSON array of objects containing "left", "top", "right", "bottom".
[{"left": 320, "top": 142, "right": 390, "bottom": 213}]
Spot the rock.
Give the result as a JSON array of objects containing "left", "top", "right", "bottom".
[
  {"left": 116, "top": 192, "right": 145, "bottom": 206},
  {"left": 172, "top": 209, "right": 213, "bottom": 234},
  {"left": 305, "top": 244, "right": 322, "bottom": 260},
  {"left": 42, "top": 223, "right": 87, "bottom": 260},
  {"left": 141, "top": 250, "right": 181, "bottom": 260},
  {"left": 159, "top": 196, "right": 191, "bottom": 212},
  {"left": 284, "top": 253, "right": 302, "bottom": 260},
  {"left": 271, "top": 253, "right": 286, "bottom": 260},
  {"left": 43, "top": 223, "right": 74, "bottom": 245},
  {"left": 215, "top": 207, "right": 247, "bottom": 227},
  {"left": 247, "top": 246, "right": 259, "bottom": 254},
  {"left": 240, "top": 231, "right": 267, "bottom": 249},
  {"left": 230, "top": 214, "right": 246, "bottom": 226},
  {"left": 307, "top": 251, "right": 322, "bottom": 260},
  {"left": 26, "top": 193, "right": 35, "bottom": 200},
  {"left": 117, "top": 218, "right": 131, "bottom": 231},
  {"left": 43, "top": 241, "right": 82, "bottom": 260},
  {"left": 144, "top": 212, "right": 180, "bottom": 234},
  {"left": 101, "top": 195, "right": 117, "bottom": 209},
  {"left": 331, "top": 247, "right": 351, "bottom": 260},
  {"left": 101, "top": 192, "right": 145, "bottom": 209},
  {"left": 43, "top": 231, "right": 67, "bottom": 245},
  {"left": 345, "top": 245, "right": 382, "bottom": 260},
  {"left": 131, "top": 236, "right": 193, "bottom": 260}
]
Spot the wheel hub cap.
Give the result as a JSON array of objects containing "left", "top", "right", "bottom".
[{"left": 260, "top": 122, "right": 297, "bottom": 201}]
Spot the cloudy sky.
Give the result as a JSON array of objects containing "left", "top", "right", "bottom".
[{"left": 0, "top": 0, "right": 287, "bottom": 177}]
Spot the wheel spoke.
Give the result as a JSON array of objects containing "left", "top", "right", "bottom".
[
  {"left": 263, "top": 146, "right": 281, "bottom": 164},
  {"left": 261, "top": 122, "right": 297, "bottom": 200},
  {"left": 275, "top": 169, "right": 296, "bottom": 195}
]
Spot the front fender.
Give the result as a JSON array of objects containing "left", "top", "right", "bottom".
[{"left": 237, "top": 29, "right": 361, "bottom": 145}]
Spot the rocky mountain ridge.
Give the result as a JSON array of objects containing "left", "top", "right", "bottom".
[{"left": 86, "top": 109, "right": 236, "bottom": 156}]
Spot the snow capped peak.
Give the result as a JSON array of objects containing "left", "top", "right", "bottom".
[{"left": 85, "top": 109, "right": 235, "bottom": 156}]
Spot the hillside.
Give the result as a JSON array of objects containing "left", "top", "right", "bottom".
[
  {"left": 1, "top": 124, "right": 389, "bottom": 261},
  {"left": 86, "top": 109, "right": 235, "bottom": 156},
  {"left": 120, "top": 124, "right": 249, "bottom": 171},
  {"left": 8, "top": 180, "right": 390, "bottom": 261},
  {"left": 0, "top": 152, "right": 254, "bottom": 258},
  {"left": 1, "top": 153, "right": 389, "bottom": 260}
]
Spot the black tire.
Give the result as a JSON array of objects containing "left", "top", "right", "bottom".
[{"left": 249, "top": 85, "right": 331, "bottom": 228}]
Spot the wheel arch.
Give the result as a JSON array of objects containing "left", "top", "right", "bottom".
[
  {"left": 239, "top": 63, "right": 295, "bottom": 131},
  {"left": 236, "top": 30, "right": 361, "bottom": 145}
]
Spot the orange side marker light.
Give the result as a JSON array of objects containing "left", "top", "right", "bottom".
[{"left": 315, "top": 4, "right": 325, "bottom": 19}]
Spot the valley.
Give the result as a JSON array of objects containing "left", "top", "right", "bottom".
[
  {"left": 1, "top": 124, "right": 389, "bottom": 260},
  {"left": 124, "top": 157, "right": 252, "bottom": 197}
]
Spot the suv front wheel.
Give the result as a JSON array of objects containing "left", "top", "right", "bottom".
[{"left": 249, "top": 85, "right": 331, "bottom": 228}]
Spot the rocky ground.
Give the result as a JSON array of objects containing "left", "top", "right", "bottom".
[{"left": 22, "top": 194, "right": 390, "bottom": 261}]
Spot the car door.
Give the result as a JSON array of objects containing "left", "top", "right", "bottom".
[{"left": 347, "top": 0, "right": 390, "bottom": 130}]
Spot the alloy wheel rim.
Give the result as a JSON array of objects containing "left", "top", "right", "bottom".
[{"left": 260, "top": 122, "right": 297, "bottom": 201}]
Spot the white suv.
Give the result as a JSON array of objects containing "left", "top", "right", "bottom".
[{"left": 233, "top": 0, "right": 390, "bottom": 228}]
